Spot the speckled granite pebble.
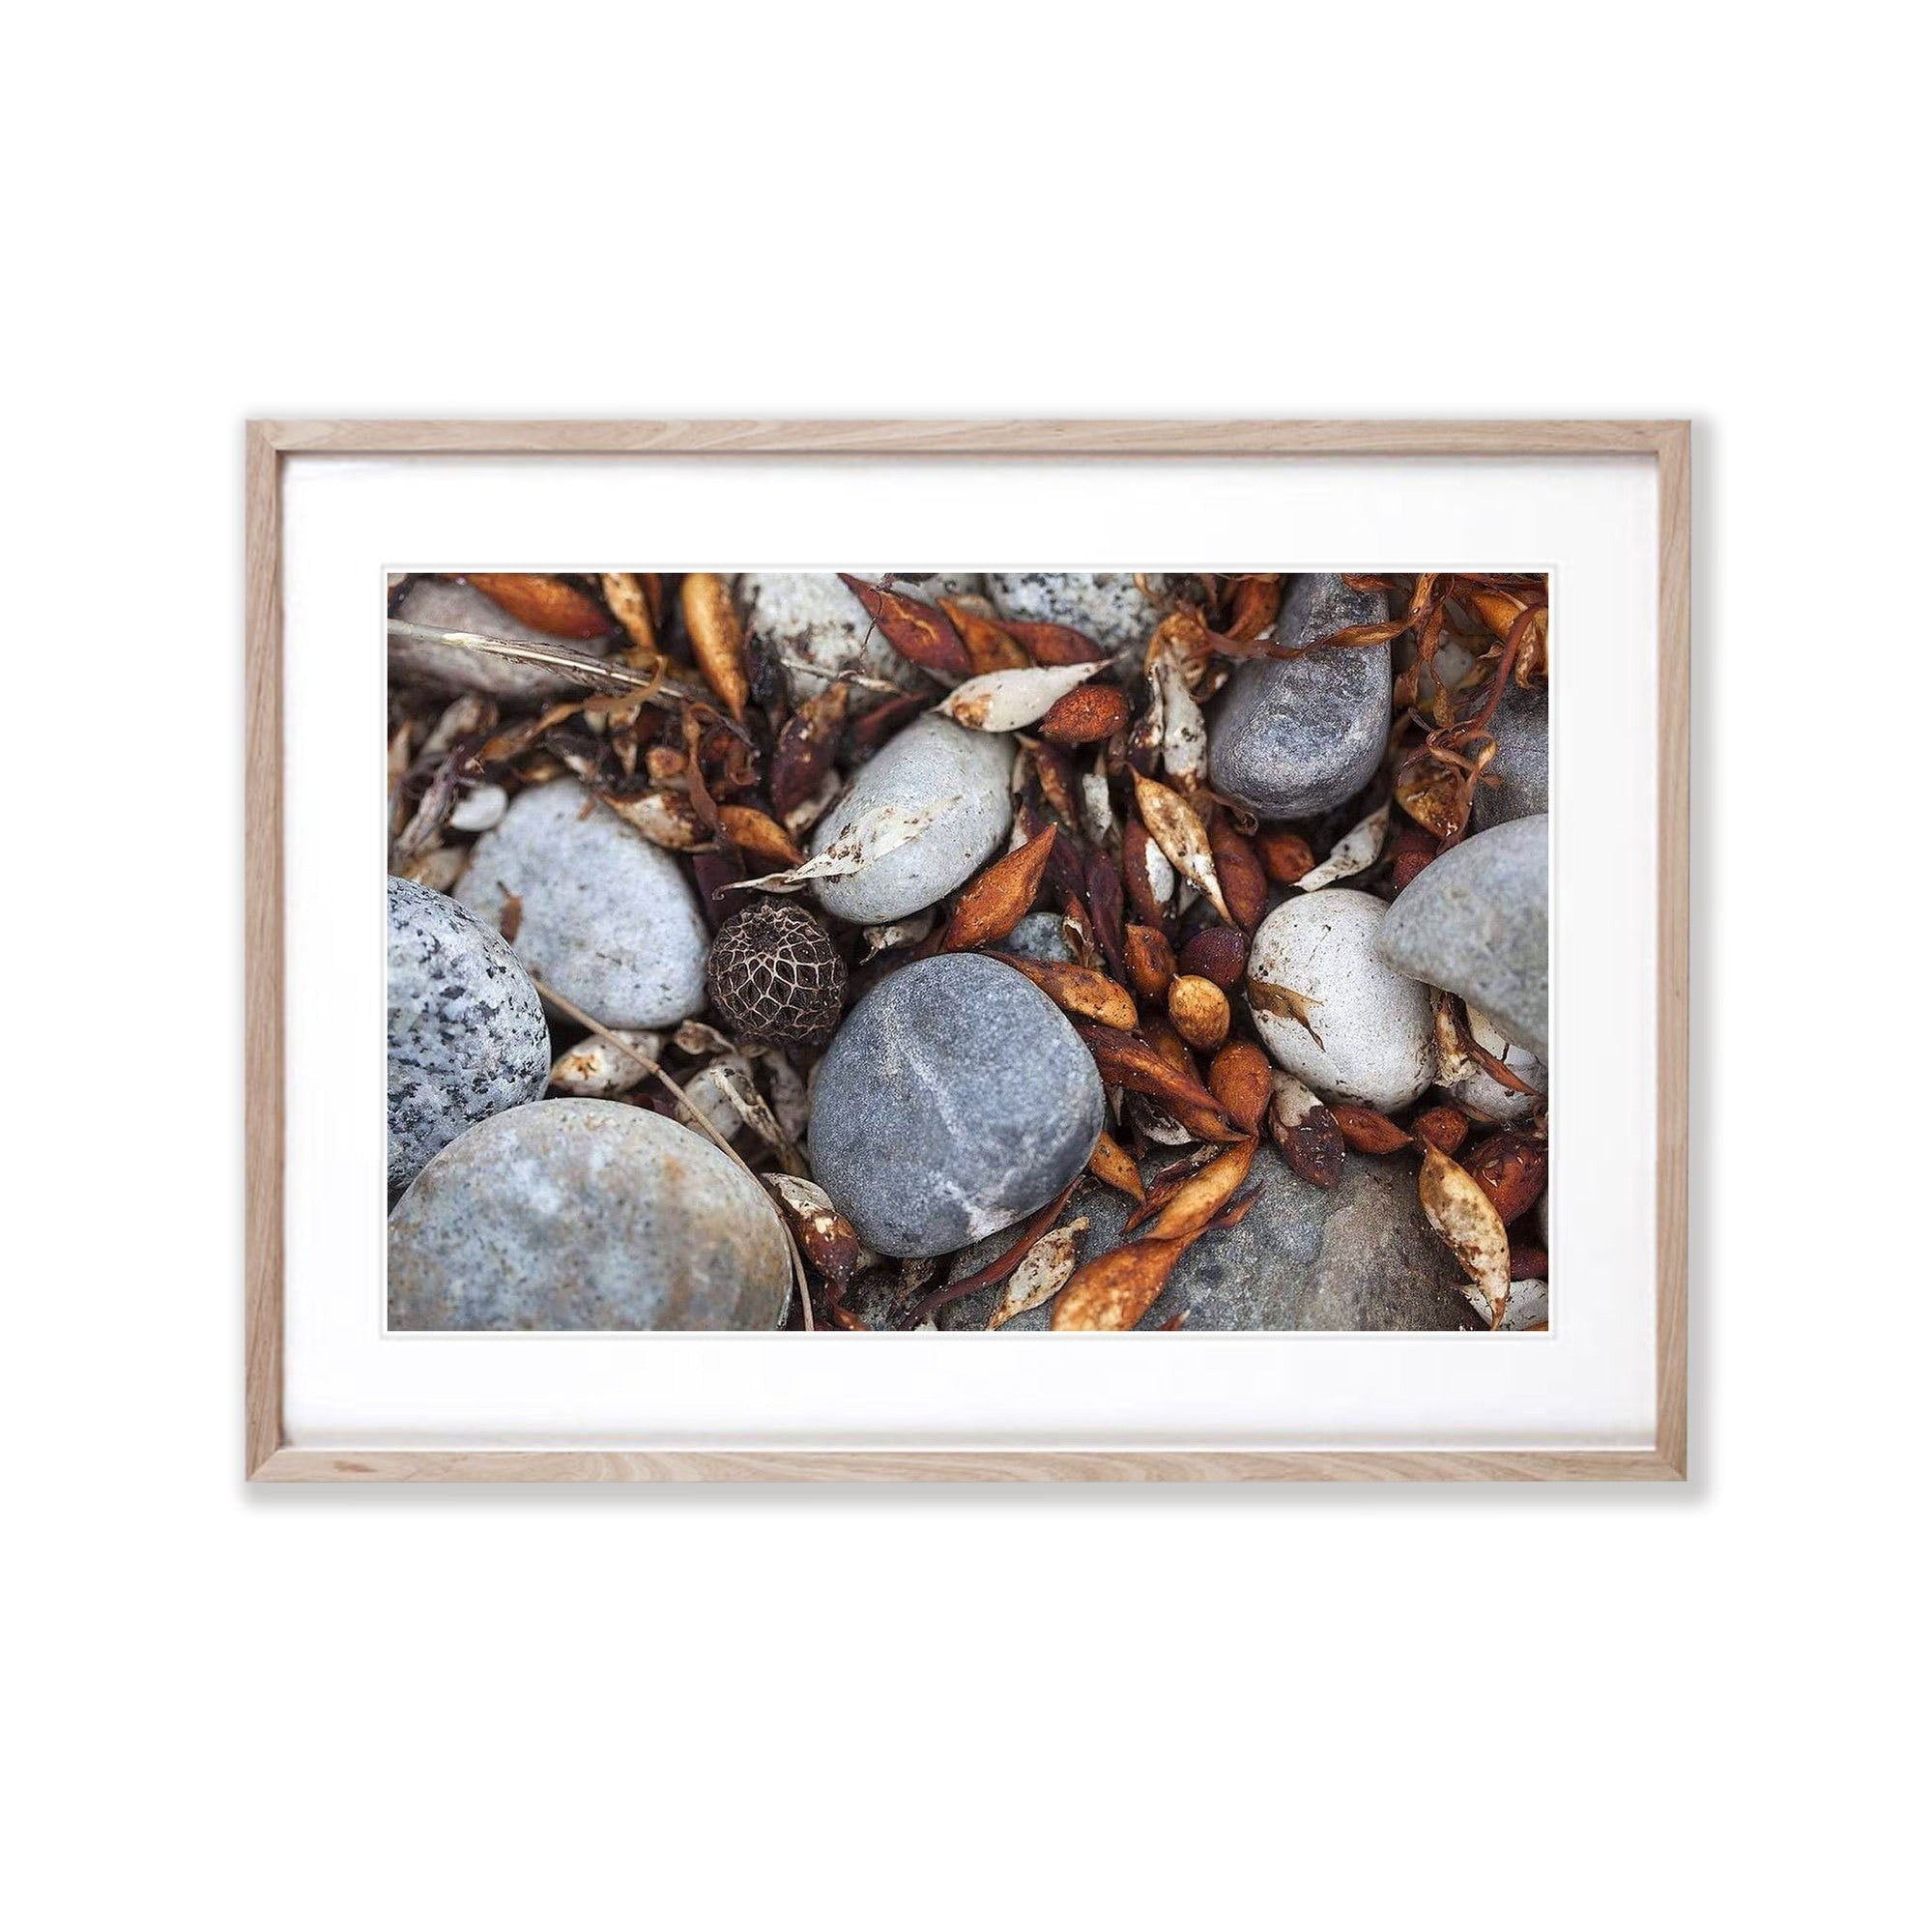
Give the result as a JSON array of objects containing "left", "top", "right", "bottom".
[
  {"left": 985, "top": 572, "right": 1161, "bottom": 655},
  {"left": 1378, "top": 814, "right": 1548, "bottom": 1057},
  {"left": 1247, "top": 889, "right": 1436, "bottom": 1110},
  {"left": 810, "top": 713, "right": 1014, "bottom": 924},
  {"left": 937, "top": 1145, "right": 1481, "bottom": 1332},
  {"left": 809, "top": 954, "right": 1105, "bottom": 1257},
  {"left": 1002, "top": 910, "right": 1077, "bottom": 964},
  {"left": 387, "top": 876, "right": 550, "bottom": 1193},
  {"left": 737, "top": 572, "right": 980, "bottom": 705},
  {"left": 389, "top": 1100, "right": 790, "bottom": 1329},
  {"left": 1208, "top": 574, "right": 1392, "bottom": 819},
  {"left": 456, "top": 777, "right": 711, "bottom": 1028},
  {"left": 389, "top": 576, "right": 611, "bottom": 702}
]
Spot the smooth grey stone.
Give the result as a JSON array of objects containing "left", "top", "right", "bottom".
[
  {"left": 389, "top": 576, "right": 610, "bottom": 702},
  {"left": 985, "top": 572, "right": 1162, "bottom": 654},
  {"left": 456, "top": 777, "right": 711, "bottom": 1029},
  {"left": 809, "top": 954, "right": 1105, "bottom": 1257},
  {"left": 389, "top": 1100, "right": 790, "bottom": 1330},
  {"left": 387, "top": 877, "right": 551, "bottom": 1193},
  {"left": 1208, "top": 574, "right": 1392, "bottom": 818},
  {"left": 810, "top": 713, "right": 1014, "bottom": 925},
  {"left": 737, "top": 572, "right": 979, "bottom": 706},
  {"left": 937, "top": 1144, "right": 1481, "bottom": 1332},
  {"left": 1002, "top": 910, "right": 1076, "bottom": 964},
  {"left": 1378, "top": 814, "right": 1548, "bottom": 1057},
  {"left": 1469, "top": 680, "right": 1549, "bottom": 832}
]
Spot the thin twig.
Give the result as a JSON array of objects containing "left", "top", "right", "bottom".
[
  {"left": 389, "top": 620, "right": 704, "bottom": 700},
  {"left": 530, "top": 976, "right": 817, "bottom": 1331}
]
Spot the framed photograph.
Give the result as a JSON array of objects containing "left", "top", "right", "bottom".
[{"left": 245, "top": 418, "right": 1688, "bottom": 1482}]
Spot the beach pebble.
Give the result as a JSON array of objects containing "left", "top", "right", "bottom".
[
  {"left": 1378, "top": 814, "right": 1549, "bottom": 1058},
  {"left": 986, "top": 572, "right": 1162, "bottom": 655},
  {"left": 1246, "top": 889, "right": 1436, "bottom": 1110},
  {"left": 1500, "top": 1278, "right": 1549, "bottom": 1331},
  {"left": 387, "top": 877, "right": 551, "bottom": 1193},
  {"left": 389, "top": 1100, "right": 790, "bottom": 1330},
  {"left": 809, "top": 954, "right": 1105, "bottom": 1257},
  {"left": 1468, "top": 680, "right": 1549, "bottom": 832},
  {"left": 1441, "top": 1005, "right": 1547, "bottom": 1124},
  {"left": 737, "top": 572, "right": 980, "bottom": 705},
  {"left": 1208, "top": 574, "right": 1392, "bottom": 819},
  {"left": 937, "top": 1144, "right": 1480, "bottom": 1331},
  {"left": 809, "top": 713, "right": 1015, "bottom": 924},
  {"left": 389, "top": 576, "right": 610, "bottom": 702},
  {"left": 1002, "top": 910, "right": 1077, "bottom": 964},
  {"left": 448, "top": 782, "right": 508, "bottom": 832},
  {"left": 456, "top": 777, "right": 711, "bottom": 1028}
]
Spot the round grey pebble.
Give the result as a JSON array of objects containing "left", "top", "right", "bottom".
[
  {"left": 1208, "top": 574, "right": 1392, "bottom": 819},
  {"left": 809, "top": 954, "right": 1106, "bottom": 1257},
  {"left": 1378, "top": 813, "right": 1549, "bottom": 1058},
  {"left": 1468, "top": 679, "right": 1548, "bottom": 832},
  {"left": 387, "top": 876, "right": 551, "bottom": 1193},
  {"left": 389, "top": 576, "right": 611, "bottom": 702},
  {"left": 809, "top": 713, "right": 1014, "bottom": 925},
  {"left": 986, "top": 572, "right": 1161, "bottom": 655},
  {"left": 455, "top": 777, "right": 711, "bottom": 1029},
  {"left": 389, "top": 1100, "right": 791, "bottom": 1330}
]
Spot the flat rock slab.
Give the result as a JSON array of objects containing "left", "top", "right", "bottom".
[
  {"left": 387, "top": 876, "right": 552, "bottom": 1193},
  {"left": 809, "top": 953, "right": 1105, "bottom": 1257},
  {"left": 809, "top": 713, "right": 1014, "bottom": 925},
  {"left": 456, "top": 776, "right": 711, "bottom": 1029},
  {"left": 389, "top": 1099, "right": 791, "bottom": 1330},
  {"left": 937, "top": 1143, "right": 1482, "bottom": 1332},
  {"left": 1378, "top": 814, "right": 1548, "bottom": 1057},
  {"left": 1208, "top": 575, "right": 1392, "bottom": 819}
]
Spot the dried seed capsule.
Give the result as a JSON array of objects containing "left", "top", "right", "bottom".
[
  {"left": 707, "top": 902, "right": 847, "bottom": 1047},
  {"left": 1168, "top": 974, "right": 1230, "bottom": 1052}
]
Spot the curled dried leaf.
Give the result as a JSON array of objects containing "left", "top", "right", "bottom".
[
  {"left": 464, "top": 572, "right": 611, "bottom": 641},
  {"left": 1328, "top": 1105, "right": 1412, "bottom": 1154},
  {"left": 1122, "top": 818, "right": 1175, "bottom": 928},
  {"left": 1087, "top": 1132, "right": 1145, "bottom": 1203},
  {"left": 1080, "top": 762, "right": 1115, "bottom": 845},
  {"left": 1074, "top": 1023, "right": 1239, "bottom": 1140},
  {"left": 1148, "top": 1138, "right": 1256, "bottom": 1240},
  {"left": 1207, "top": 820, "right": 1269, "bottom": 930},
  {"left": 944, "top": 825, "right": 1057, "bottom": 951},
  {"left": 840, "top": 574, "right": 971, "bottom": 680},
  {"left": 858, "top": 910, "right": 936, "bottom": 961},
  {"left": 1041, "top": 682, "right": 1130, "bottom": 747},
  {"left": 718, "top": 804, "right": 804, "bottom": 869},
  {"left": 1124, "top": 923, "right": 1176, "bottom": 1003},
  {"left": 999, "top": 956, "right": 1138, "bottom": 1030},
  {"left": 723, "top": 798, "right": 958, "bottom": 894},
  {"left": 938, "top": 597, "right": 1031, "bottom": 676},
  {"left": 1462, "top": 1132, "right": 1548, "bottom": 1226},
  {"left": 1246, "top": 973, "right": 1325, "bottom": 1049},
  {"left": 999, "top": 618, "right": 1105, "bottom": 665},
  {"left": 548, "top": 1029, "right": 664, "bottom": 1098},
  {"left": 763, "top": 1175, "right": 862, "bottom": 1287},
  {"left": 1298, "top": 802, "right": 1391, "bottom": 893},
  {"left": 989, "top": 1217, "right": 1091, "bottom": 1329},
  {"left": 937, "top": 662, "right": 1103, "bottom": 733},
  {"left": 1081, "top": 850, "right": 1127, "bottom": 982},
  {"left": 1418, "top": 1142, "right": 1513, "bottom": 1326},
  {"left": 1130, "top": 770, "right": 1230, "bottom": 921},
  {"left": 769, "top": 679, "right": 851, "bottom": 817},
  {"left": 1148, "top": 637, "right": 1207, "bottom": 788},
  {"left": 1207, "top": 1041, "right": 1274, "bottom": 1136},
  {"left": 597, "top": 571, "right": 658, "bottom": 660},
  {"left": 1224, "top": 574, "right": 1283, "bottom": 644},
  {"left": 679, "top": 572, "right": 750, "bottom": 722},
  {"left": 1051, "top": 1236, "right": 1189, "bottom": 1332},
  {"left": 1268, "top": 1072, "right": 1345, "bottom": 1188},
  {"left": 597, "top": 788, "right": 707, "bottom": 850}
]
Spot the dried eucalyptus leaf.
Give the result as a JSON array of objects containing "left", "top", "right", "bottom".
[
  {"left": 937, "top": 662, "right": 1102, "bottom": 733},
  {"left": 548, "top": 1029, "right": 665, "bottom": 1097},
  {"left": 720, "top": 798, "right": 959, "bottom": 894},
  {"left": 1418, "top": 1142, "right": 1513, "bottom": 1327},
  {"left": 1149, "top": 639, "right": 1207, "bottom": 788},
  {"left": 1130, "top": 771, "right": 1230, "bottom": 921},
  {"left": 988, "top": 1218, "right": 1091, "bottom": 1329},
  {"left": 1298, "top": 802, "right": 1391, "bottom": 892}
]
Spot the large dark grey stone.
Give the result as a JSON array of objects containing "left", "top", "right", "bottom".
[
  {"left": 1378, "top": 814, "right": 1548, "bottom": 1057},
  {"left": 387, "top": 876, "right": 551, "bottom": 1193},
  {"left": 389, "top": 1100, "right": 791, "bottom": 1330},
  {"left": 809, "top": 954, "right": 1106, "bottom": 1257},
  {"left": 1208, "top": 574, "right": 1392, "bottom": 819},
  {"left": 1468, "top": 680, "right": 1549, "bottom": 832},
  {"left": 937, "top": 1144, "right": 1482, "bottom": 1332}
]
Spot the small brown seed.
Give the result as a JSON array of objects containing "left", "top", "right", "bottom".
[
  {"left": 1040, "top": 682, "right": 1130, "bottom": 746},
  {"left": 1208, "top": 821, "right": 1269, "bottom": 930},
  {"left": 1410, "top": 1105, "right": 1469, "bottom": 1156},
  {"left": 1255, "top": 827, "right": 1315, "bottom": 884},
  {"left": 1168, "top": 974, "right": 1230, "bottom": 1052},
  {"left": 1123, "top": 924, "right": 1177, "bottom": 1003},
  {"left": 1177, "top": 924, "right": 1247, "bottom": 989}
]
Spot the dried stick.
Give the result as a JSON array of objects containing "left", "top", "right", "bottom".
[{"left": 388, "top": 620, "right": 702, "bottom": 700}]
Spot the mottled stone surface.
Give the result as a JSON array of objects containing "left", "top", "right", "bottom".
[
  {"left": 1002, "top": 910, "right": 1076, "bottom": 964},
  {"left": 1468, "top": 680, "right": 1549, "bottom": 832},
  {"left": 456, "top": 777, "right": 711, "bottom": 1029},
  {"left": 1208, "top": 575, "right": 1392, "bottom": 819},
  {"left": 937, "top": 1144, "right": 1482, "bottom": 1332},
  {"left": 737, "top": 572, "right": 979, "bottom": 705},
  {"left": 1247, "top": 889, "right": 1436, "bottom": 1110},
  {"left": 387, "top": 877, "right": 551, "bottom": 1193},
  {"left": 389, "top": 1100, "right": 790, "bottom": 1330},
  {"left": 1438, "top": 1007, "right": 1547, "bottom": 1124},
  {"left": 809, "top": 954, "right": 1105, "bottom": 1257},
  {"left": 810, "top": 713, "right": 1015, "bottom": 924},
  {"left": 985, "top": 572, "right": 1161, "bottom": 654},
  {"left": 1378, "top": 814, "right": 1549, "bottom": 1057},
  {"left": 389, "top": 576, "right": 611, "bottom": 702}
]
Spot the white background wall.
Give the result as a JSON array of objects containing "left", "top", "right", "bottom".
[{"left": 6, "top": 6, "right": 1920, "bottom": 1928}]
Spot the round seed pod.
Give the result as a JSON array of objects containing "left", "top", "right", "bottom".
[{"left": 708, "top": 901, "right": 848, "bottom": 1046}]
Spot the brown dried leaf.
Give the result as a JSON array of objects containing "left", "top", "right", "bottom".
[
  {"left": 1208, "top": 821, "right": 1269, "bottom": 929},
  {"left": 1224, "top": 574, "right": 1283, "bottom": 644},
  {"left": 1267, "top": 1072, "right": 1344, "bottom": 1188},
  {"left": 1041, "top": 682, "right": 1130, "bottom": 747},
  {"left": 718, "top": 805, "right": 804, "bottom": 869},
  {"left": 1246, "top": 974, "right": 1326, "bottom": 1049},
  {"left": 1122, "top": 818, "right": 1173, "bottom": 929},
  {"left": 1148, "top": 1138, "right": 1257, "bottom": 1240},
  {"left": 496, "top": 888, "right": 522, "bottom": 944},
  {"left": 722, "top": 799, "right": 958, "bottom": 895},
  {"left": 1462, "top": 1133, "right": 1548, "bottom": 1226},
  {"left": 999, "top": 618, "right": 1105, "bottom": 665},
  {"left": 763, "top": 1174, "right": 861, "bottom": 1288},
  {"left": 937, "top": 662, "right": 1104, "bottom": 733},
  {"left": 598, "top": 572, "right": 658, "bottom": 661},
  {"left": 1255, "top": 827, "right": 1315, "bottom": 885},
  {"left": 769, "top": 679, "right": 851, "bottom": 817},
  {"left": 678, "top": 573, "right": 750, "bottom": 722},
  {"left": 1147, "top": 636, "right": 1207, "bottom": 788},
  {"left": 1328, "top": 1105, "right": 1412, "bottom": 1154},
  {"left": 998, "top": 955, "right": 1138, "bottom": 1030},
  {"left": 988, "top": 1217, "right": 1091, "bottom": 1329},
  {"left": 1418, "top": 1142, "right": 1513, "bottom": 1326},
  {"left": 464, "top": 572, "right": 611, "bottom": 641},
  {"left": 1123, "top": 924, "right": 1176, "bottom": 1003},
  {"left": 938, "top": 598, "right": 1031, "bottom": 675},
  {"left": 1207, "top": 1041, "right": 1274, "bottom": 1136},
  {"left": 1051, "top": 1237, "right": 1190, "bottom": 1331},
  {"left": 944, "top": 825, "right": 1057, "bottom": 951},
  {"left": 596, "top": 788, "right": 707, "bottom": 849},
  {"left": 1087, "top": 1131, "right": 1145, "bottom": 1203},
  {"left": 840, "top": 574, "right": 971, "bottom": 680},
  {"left": 1130, "top": 770, "right": 1230, "bottom": 921},
  {"left": 1081, "top": 850, "right": 1127, "bottom": 983},
  {"left": 1074, "top": 1023, "right": 1238, "bottom": 1139}
]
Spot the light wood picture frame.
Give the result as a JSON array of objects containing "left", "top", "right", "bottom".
[{"left": 245, "top": 418, "right": 1689, "bottom": 1483}]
